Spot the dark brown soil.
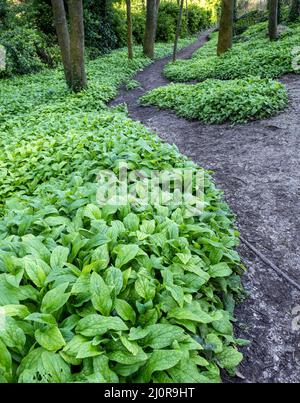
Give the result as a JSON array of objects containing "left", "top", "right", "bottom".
[{"left": 110, "top": 31, "right": 300, "bottom": 383}]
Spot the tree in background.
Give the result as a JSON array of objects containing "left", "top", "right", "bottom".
[
  {"left": 173, "top": 0, "right": 185, "bottom": 61},
  {"left": 268, "top": 0, "right": 278, "bottom": 40},
  {"left": 51, "top": 0, "right": 72, "bottom": 87},
  {"left": 217, "top": 0, "right": 234, "bottom": 56},
  {"left": 69, "top": 0, "right": 87, "bottom": 92},
  {"left": 51, "top": 0, "right": 87, "bottom": 91},
  {"left": 288, "top": 0, "right": 300, "bottom": 22},
  {"left": 126, "top": 0, "right": 133, "bottom": 59},
  {"left": 143, "top": 0, "right": 160, "bottom": 58}
]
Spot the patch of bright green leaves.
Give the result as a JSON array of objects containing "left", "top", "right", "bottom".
[
  {"left": 164, "top": 23, "right": 300, "bottom": 82},
  {"left": 140, "top": 77, "right": 288, "bottom": 124},
  {"left": 0, "top": 40, "right": 245, "bottom": 383}
]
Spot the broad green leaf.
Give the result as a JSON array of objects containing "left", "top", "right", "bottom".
[
  {"left": 93, "top": 355, "right": 119, "bottom": 382},
  {"left": 104, "top": 267, "right": 123, "bottom": 296},
  {"left": 209, "top": 263, "right": 232, "bottom": 278},
  {"left": 40, "top": 351, "right": 71, "bottom": 382},
  {"left": 108, "top": 348, "right": 148, "bottom": 365},
  {"left": 135, "top": 276, "right": 156, "bottom": 301},
  {"left": 35, "top": 326, "right": 66, "bottom": 352},
  {"left": 120, "top": 335, "right": 139, "bottom": 355},
  {"left": 25, "top": 312, "right": 57, "bottom": 325},
  {"left": 0, "top": 316, "right": 26, "bottom": 353},
  {"left": 123, "top": 213, "right": 139, "bottom": 231},
  {"left": 76, "top": 314, "right": 128, "bottom": 337},
  {"left": 0, "top": 339, "right": 12, "bottom": 382},
  {"left": 168, "top": 306, "right": 214, "bottom": 324},
  {"left": 90, "top": 272, "right": 112, "bottom": 316},
  {"left": 206, "top": 333, "right": 223, "bottom": 353},
  {"left": 50, "top": 246, "right": 69, "bottom": 269},
  {"left": 0, "top": 304, "right": 29, "bottom": 319},
  {"left": 217, "top": 346, "right": 243, "bottom": 369},
  {"left": 128, "top": 326, "right": 150, "bottom": 341},
  {"left": 114, "top": 244, "right": 139, "bottom": 268},
  {"left": 115, "top": 299, "right": 136, "bottom": 324},
  {"left": 23, "top": 256, "right": 50, "bottom": 288},
  {"left": 22, "top": 235, "right": 51, "bottom": 263},
  {"left": 76, "top": 341, "right": 102, "bottom": 359},
  {"left": 41, "top": 282, "right": 70, "bottom": 314},
  {"left": 91, "top": 244, "right": 110, "bottom": 271},
  {"left": 141, "top": 324, "right": 185, "bottom": 349},
  {"left": 139, "top": 350, "right": 182, "bottom": 382}
]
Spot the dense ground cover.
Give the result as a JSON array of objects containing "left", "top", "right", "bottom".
[
  {"left": 164, "top": 23, "right": 300, "bottom": 82},
  {"left": 139, "top": 22, "right": 299, "bottom": 124},
  {"left": 140, "top": 77, "right": 288, "bottom": 123},
  {"left": 0, "top": 41, "right": 245, "bottom": 383}
]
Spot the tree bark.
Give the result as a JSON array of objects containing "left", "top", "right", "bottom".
[
  {"left": 51, "top": 0, "right": 72, "bottom": 87},
  {"left": 68, "top": 0, "right": 87, "bottom": 92},
  {"left": 217, "top": 0, "right": 234, "bottom": 56},
  {"left": 288, "top": 0, "right": 300, "bottom": 22},
  {"left": 268, "top": 0, "right": 278, "bottom": 41},
  {"left": 173, "top": 0, "right": 185, "bottom": 62},
  {"left": 143, "top": 0, "right": 160, "bottom": 59},
  {"left": 277, "top": 0, "right": 282, "bottom": 24},
  {"left": 126, "top": 0, "right": 133, "bottom": 59}
]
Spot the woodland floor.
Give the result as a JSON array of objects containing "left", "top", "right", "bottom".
[{"left": 110, "top": 31, "right": 300, "bottom": 383}]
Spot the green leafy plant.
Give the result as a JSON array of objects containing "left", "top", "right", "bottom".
[
  {"left": 140, "top": 77, "right": 288, "bottom": 124},
  {"left": 0, "top": 39, "right": 245, "bottom": 383},
  {"left": 126, "top": 79, "right": 141, "bottom": 91},
  {"left": 164, "top": 24, "right": 300, "bottom": 82}
]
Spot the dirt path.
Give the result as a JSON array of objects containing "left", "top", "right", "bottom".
[{"left": 110, "top": 31, "right": 300, "bottom": 383}]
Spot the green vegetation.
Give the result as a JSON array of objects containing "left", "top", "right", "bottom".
[
  {"left": 140, "top": 77, "right": 288, "bottom": 123},
  {"left": 164, "top": 23, "right": 300, "bottom": 82},
  {"left": 0, "top": 0, "right": 218, "bottom": 78},
  {"left": 0, "top": 40, "right": 245, "bottom": 383}
]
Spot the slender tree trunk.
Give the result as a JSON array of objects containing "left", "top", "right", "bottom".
[
  {"left": 126, "top": 0, "right": 133, "bottom": 59},
  {"left": 68, "top": 0, "right": 87, "bottom": 92},
  {"left": 233, "top": 0, "right": 238, "bottom": 22},
  {"left": 154, "top": 0, "right": 160, "bottom": 39},
  {"left": 268, "top": 0, "right": 278, "bottom": 41},
  {"left": 173, "top": 0, "right": 185, "bottom": 62},
  {"left": 288, "top": 0, "right": 300, "bottom": 22},
  {"left": 143, "top": 0, "right": 160, "bottom": 59},
  {"left": 185, "top": 0, "right": 189, "bottom": 34},
  {"left": 277, "top": 0, "right": 281, "bottom": 24},
  {"left": 217, "top": 0, "right": 234, "bottom": 56},
  {"left": 51, "top": 0, "right": 72, "bottom": 87}
]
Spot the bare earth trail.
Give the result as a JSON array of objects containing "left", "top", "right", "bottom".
[{"left": 110, "top": 31, "right": 300, "bottom": 382}]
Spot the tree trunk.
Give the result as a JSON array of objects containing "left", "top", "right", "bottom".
[
  {"left": 277, "top": 0, "right": 281, "bottom": 24},
  {"left": 217, "top": 0, "right": 234, "bottom": 56},
  {"left": 51, "top": 0, "right": 72, "bottom": 87},
  {"left": 154, "top": 0, "right": 161, "bottom": 35},
  {"left": 268, "top": 0, "right": 278, "bottom": 41},
  {"left": 143, "top": 0, "right": 160, "bottom": 59},
  {"left": 68, "top": 0, "right": 87, "bottom": 92},
  {"left": 185, "top": 0, "right": 189, "bottom": 34},
  {"left": 288, "top": 0, "right": 300, "bottom": 22},
  {"left": 173, "top": 0, "right": 185, "bottom": 62},
  {"left": 126, "top": 0, "right": 133, "bottom": 59}
]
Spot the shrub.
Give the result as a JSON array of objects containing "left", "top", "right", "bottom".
[
  {"left": 0, "top": 41, "right": 244, "bottom": 383},
  {"left": 140, "top": 77, "right": 288, "bottom": 123},
  {"left": 0, "top": 27, "right": 47, "bottom": 77}
]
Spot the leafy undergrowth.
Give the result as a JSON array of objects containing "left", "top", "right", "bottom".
[
  {"left": 0, "top": 38, "right": 194, "bottom": 122},
  {"left": 0, "top": 39, "right": 246, "bottom": 383},
  {"left": 164, "top": 23, "right": 300, "bottom": 82},
  {"left": 140, "top": 77, "right": 288, "bottom": 124}
]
